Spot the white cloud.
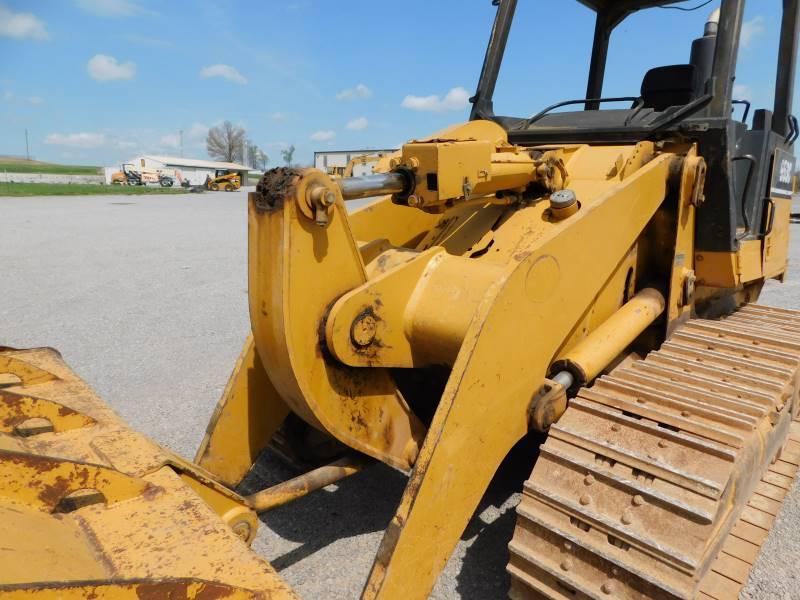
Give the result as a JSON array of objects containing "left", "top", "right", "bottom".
[
  {"left": 336, "top": 83, "right": 371, "bottom": 101},
  {"left": 733, "top": 83, "right": 752, "bottom": 100},
  {"left": 271, "top": 112, "right": 286, "bottom": 121},
  {"left": 741, "top": 16, "right": 765, "bottom": 48},
  {"left": 2, "top": 90, "right": 45, "bottom": 105},
  {"left": 87, "top": 54, "right": 136, "bottom": 81},
  {"left": 0, "top": 6, "right": 48, "bottom": 40},
  {"left": 186, "top": 122, "right": 208, "bottom": 139},
  {"left": 346, "top": 116, "right": 368, "bottom": 130},
  {"left": 200, "top": 64, "right": 247, "bottom": 84},
  {"left": 310, "top": 130, "right": 336, "bottom": 142},
  {"left": 159, "top": 133, "right": 180, "bottom": 148},
  {"left": 401, "top": 86, "right": 471, "bottom": 112},
  {"left": 45, "top": 132, "right": 107, "bottom": 148},
  {"left": 76, "top": 0, "right": 151, "bottom": 17}
]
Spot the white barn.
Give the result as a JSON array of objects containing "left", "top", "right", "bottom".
[{"left": 105, "top": 155, "right": 254, "bottom": 186}]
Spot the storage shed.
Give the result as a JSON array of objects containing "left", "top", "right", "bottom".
[{"left": 106, "top": 155, "right": 253, "bottom": 186}]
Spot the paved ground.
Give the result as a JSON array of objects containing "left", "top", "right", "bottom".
[{"left": 2, "top": 190, "right": 799, "bottom": 599}]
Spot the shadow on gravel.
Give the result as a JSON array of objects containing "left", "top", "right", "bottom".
[
  {"left": 239, "top": 450, "right": 407, "bottom": 570},
  {"left": 455, "top": 432, "right": 544, "bottom": 599},
  {"left": 239, "top": 431, "right": 544, "bottom": 596}
]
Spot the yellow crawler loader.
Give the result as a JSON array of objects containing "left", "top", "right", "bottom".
[{"left": 2, "top": 1, "right": 800, "bottom": 598}]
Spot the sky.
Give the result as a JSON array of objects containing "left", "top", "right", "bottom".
[{"left": 0, "top": 0, "right": 796, "bottom": 167}]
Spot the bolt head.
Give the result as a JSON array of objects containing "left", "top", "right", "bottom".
[
  {"left": 351, "top": 313, "right": 378, "bottom": 347},
  {"left": 232, "top": 521, "right": 252, "bottom": 542},
  {"left": 550, "top": 188, "right": 577, "bottom": 209},
  {"left": 320, "top": 190, "right": 336, "bottom": 206},
  {"left": 580, "top": 494, "right": 591, "bottom": 506}
]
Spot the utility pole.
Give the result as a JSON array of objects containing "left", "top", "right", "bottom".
[
  {"left": 24, "top": 129, "right": 29, "bottom": 161},
  {"left": 179, "top": 129, "right": 183, "bottom": 157}
]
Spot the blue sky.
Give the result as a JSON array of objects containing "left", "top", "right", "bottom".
[{"left": 0, "top": 0, "right": 795, "bottom": 167}]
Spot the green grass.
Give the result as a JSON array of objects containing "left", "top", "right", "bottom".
[
  {"left": 0, "top": 161, "right": 101, "bottom": 175},
  {"left": 0, "top": 182, "right": 186, "bottom": 196}
]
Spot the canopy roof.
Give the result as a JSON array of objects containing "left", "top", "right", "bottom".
[{"left": 578, "top": 0, "right": 687, "bottom": 13}]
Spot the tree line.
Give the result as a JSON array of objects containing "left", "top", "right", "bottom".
[{"left": 206, "top": 120, "right": 295, "bottom": 170}]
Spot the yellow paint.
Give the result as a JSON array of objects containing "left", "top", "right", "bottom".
[
  {"left": 763, "top": 197, "right": 792, "bottom": 279},
  {"left": 665, "top": 147, "right": 702, "bottom": 335},
  {"left": 696, "top": 239, "right": 763, "bottom": 288},
  {"left": 362, "top": 154, "right": 674, "bottom": 599},
  {"left": 0, "top": 347, "right": 296, "bottom": 598},
  {"left": 556, "top": 288, "right": 665, "bottom": 383},
  {"left": 349, "top": 198, "right": 440, "bottom": 248},
  {"left": 696, "top": 251, "right": 739, "bottom": 287},
  {"left": 178, "top": 472, "right": 258, "bottom": 543},
  {"left": 195, "top": 334, "right": 289, "bottom": 487},
  {"left": 0, "top": 391, "right": 95, "bottom": 433},
  {"left": 739, "top": 239, "right": 764, "bottom": 282},
  {"left": 247, "top": 169, "right": 426, "bottom": 471},
  {"left": 0, "top": 356, "right": 58, "bottom": 386}
]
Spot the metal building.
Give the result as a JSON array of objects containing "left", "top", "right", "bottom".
[{"left": 105, "top": 155, "right": 253, "bottom": 186}]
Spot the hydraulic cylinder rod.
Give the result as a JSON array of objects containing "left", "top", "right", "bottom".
[
  {"left": 336, "top": 172, "right": 407, "bottom": 200},
  {"left": 551, "top": 288, "right": 665, "bottom": 390},
  {"left": 244, "top": 455, "right": 368, "bottom": 513}
]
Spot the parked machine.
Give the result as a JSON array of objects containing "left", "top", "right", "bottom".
[
  {"left": 110, "top": 163, "right": 174, "bottom": 187},
  {"left": 206, "top": 169, "right": 241, "bottom": 191},
  {"left": 110, "top": 163, "right": 143, "bottom": 186},
  {"left": 327, "top": 153, "right": 387, "bottom": 179},
  {"left": 2, "top": 1, "right": 799, "bottom": 598}
]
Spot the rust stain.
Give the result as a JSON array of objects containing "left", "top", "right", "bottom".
[
  {"left": 37, "top": 474, "right": 72, "bottom": 507},
  {"left": 135, "top": 580, "right": 193, "bottom": 600}
]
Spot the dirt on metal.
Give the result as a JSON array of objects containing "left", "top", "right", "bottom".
[{"left": 507, "top": 305, "right": 800, "bottom": 599}]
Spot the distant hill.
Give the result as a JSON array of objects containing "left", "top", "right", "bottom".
[{"left": 0, "top": 157, "right": 101, "bottom": 176}]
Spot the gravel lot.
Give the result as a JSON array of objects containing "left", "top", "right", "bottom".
[{"left": 1, "top": 190, "right": 799, "bottom": 599}]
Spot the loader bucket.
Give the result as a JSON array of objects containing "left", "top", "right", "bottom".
[{"left": 0, "top": 347, "right": 297, "bottom": 599}]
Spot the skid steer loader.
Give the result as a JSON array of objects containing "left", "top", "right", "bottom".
[{"left": 2, "top": 1, "right": 800, "bottom": 598}]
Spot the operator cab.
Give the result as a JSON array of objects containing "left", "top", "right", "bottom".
[{"left": 471, "top": 0, "right": 799, "bottom": 258}]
